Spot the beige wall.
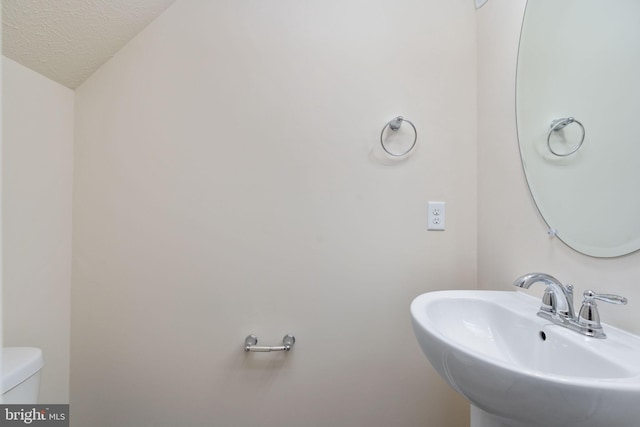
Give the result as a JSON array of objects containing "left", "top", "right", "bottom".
[
  {"left": 5, "top": 0, "right": 640, "bottom": 421},
  {"left": 2, "top": 56, "right": 74, "bottom": 403},
  {"left": 71, "top": 0, "right": 477, "bottom": 426},
  {"left": 477, "top": 0, "right": 640, "bottom": 335}
]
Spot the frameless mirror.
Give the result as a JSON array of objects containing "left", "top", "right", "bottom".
[{"left": 516, "top": 0, "right": 640, "bottom": 257}]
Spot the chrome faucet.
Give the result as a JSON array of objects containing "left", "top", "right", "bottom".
[
  {"left": 513, "top": 273, "right": 627, "bottom": 339},
  {"left": 513, "top": 273, "right": 576, "bottom": 320}
]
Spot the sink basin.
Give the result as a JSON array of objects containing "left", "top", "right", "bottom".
[{"left": 410, "top": 290, "right": 640, "bottom": 427}]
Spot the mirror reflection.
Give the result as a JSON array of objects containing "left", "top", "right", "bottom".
[{"left": 517, "top": 0, "right": 640, "bottom": 257}]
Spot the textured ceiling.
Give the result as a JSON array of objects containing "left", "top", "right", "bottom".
[{"left": 2, "top": 0, "right": 177, "bottom": 89}]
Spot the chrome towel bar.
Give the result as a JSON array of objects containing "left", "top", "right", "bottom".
[{"left": 244, "top": 334, "right": 295, "bottom": 352}]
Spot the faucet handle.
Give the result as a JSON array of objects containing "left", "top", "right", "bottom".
[
  {"left": 539, "top": 284, "right": 575, "bottom": 317},
  {"left": 583, "top": 290, "right": 627, "bottom": 305},
  {"left": 540, "top": 289, "right": 554, "bottom": 313},
  {"left": 578, "top": 290, "right": 628, "bottom": 338}
]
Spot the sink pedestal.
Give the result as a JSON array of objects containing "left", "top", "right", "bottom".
[{"left": 471, "top": 405, "right": 532, "bottom": 427}]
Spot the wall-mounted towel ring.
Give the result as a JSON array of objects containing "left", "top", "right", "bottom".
[
  {"left": 547, "top": 117, "right": 585, "bottom": 156},
  {"left": 380, "top": 116, "right": 417, "bottom": 157}
]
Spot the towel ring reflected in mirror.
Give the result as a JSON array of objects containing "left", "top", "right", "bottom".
[{"left": 546, "top": 117, "right": 585, "bottom": 157}]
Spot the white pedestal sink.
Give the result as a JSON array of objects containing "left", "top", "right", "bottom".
[{"left": 410, "top": 290, "right": 640, "bottom": 427}]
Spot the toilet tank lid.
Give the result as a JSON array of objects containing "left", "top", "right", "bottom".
[{"left": 1, "top": 347, "right": 44, "bottom": 394}]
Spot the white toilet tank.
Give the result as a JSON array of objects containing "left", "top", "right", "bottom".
[{"left": 1, "top": 347, "right": 44, "bottom": 404}]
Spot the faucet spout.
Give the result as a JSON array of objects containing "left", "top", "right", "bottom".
[{"left": 513, "top": 273, "right": 575, "bottom": 320}]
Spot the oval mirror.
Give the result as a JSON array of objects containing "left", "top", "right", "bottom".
[{"left": 516, "top": 0, "right": 640, "bottom": 257}]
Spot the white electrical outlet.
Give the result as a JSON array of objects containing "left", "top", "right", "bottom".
[{"left": 428, "top": 201, "right": 446, "bottom": 231}]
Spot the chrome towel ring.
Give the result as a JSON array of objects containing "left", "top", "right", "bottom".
[
  {"left": 380, "top": 116, "right": 417, "bottom": 157},
  {"left": 547, "top": 117, "right": 585, "bottom": 156}
]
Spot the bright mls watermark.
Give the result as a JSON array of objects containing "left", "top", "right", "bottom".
[{"left": 1, "top": 405, "right": 69, "bottom": 426}]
